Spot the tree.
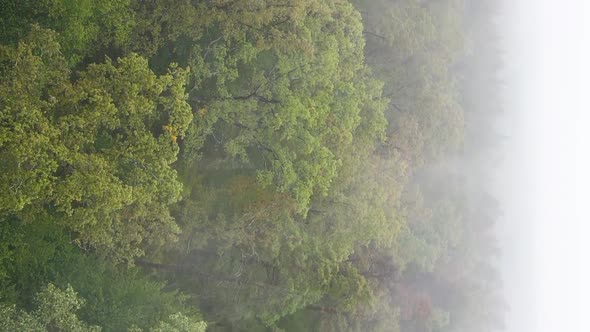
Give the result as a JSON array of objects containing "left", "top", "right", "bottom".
[
  {"left": 149, "top": 313, "right": 207, "bottom": 332},
  {"left": 0, "top": 283, "right": 207, "bottom": 332},
  {"left": 0, "top": 0, "right": 135, "bottom": 66},
  {"left": 0, "top": 26, "right": 192, "bottom": 260},
  {"left": 137, "top": 2, "right": 390, "bottom": 325},
  {"left": 0, "top": 283, "right": 100, "bottom": 332},
  {"left": 133, "top": 0, "right": 387, "bottom": 214}
]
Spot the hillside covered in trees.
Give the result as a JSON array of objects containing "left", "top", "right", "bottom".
[{"left": 0, "top": 0, "right": 505, "bottom": 331}]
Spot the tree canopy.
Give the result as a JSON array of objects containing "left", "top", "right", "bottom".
[{"left": 0, "top": 0, "right": 505, "bottom": 331}]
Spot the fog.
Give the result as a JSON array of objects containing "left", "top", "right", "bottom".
[
  {"left": 1, "top": 1, "right": 588, "bottom": 331},
  {"left": 497, "top": 0, "right": 588, "bottom": 331}
]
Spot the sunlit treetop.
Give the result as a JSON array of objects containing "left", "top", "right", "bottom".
[{"left": 0, "top": 26, "right": 192, "bottom": 261}]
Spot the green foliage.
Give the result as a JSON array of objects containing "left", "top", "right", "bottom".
[
  {"left": 0, "top": 26, "right": 192, "bottom": 260},
  {"left": 150, "top": 313, "right": 207, "bottom": 332},
  {"left": 33, "top": 284, "right": 101, "bottom": 332},
  {"left": 356, "top": 0, "right": 466, "bottom": 167},
  {"left": 0, "top": 0, "right": 135, "bottom": 66},
  {"left": 130, "top": 0, "right": 385, "bottom": 214},
  {"left": 0, "top": 283, "right": 207, "bottom": 332},
  {"left": 0, "top": 283, "right": 101, "bottom": 332},
  {"left": 0, "top": 216, "right": 203, "bottom": 332},
  {"left": 0, "top": 1, "right": 504, "bottom": 331}
]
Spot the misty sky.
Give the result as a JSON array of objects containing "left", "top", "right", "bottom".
[{"left": 496, "top": 1, "right": 588, "bottom": 331}]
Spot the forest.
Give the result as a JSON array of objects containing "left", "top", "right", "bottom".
[{"left": 0, "top": 0, "right": 505, "bottom": 331}]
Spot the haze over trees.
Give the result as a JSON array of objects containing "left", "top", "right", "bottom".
[{"left": 0, "top": 0, "right": 505, "bottom": 331}]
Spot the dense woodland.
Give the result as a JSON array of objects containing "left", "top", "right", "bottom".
[{"left": 0, "top": 0, "right": 505, "bottom": 331}]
